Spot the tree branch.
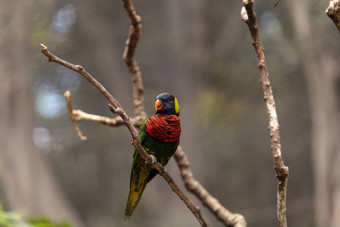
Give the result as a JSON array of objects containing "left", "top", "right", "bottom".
[
  {"left": 122, "top": 0, "right": 146, "bottom": 119},
  {"left": 41, "top": 44, "right": 123, "bottom": 111},
  {"left": 41, "top": 44, "right": 208, "bottom": 227},
  {"left": 241, "top": 1, "right": 289, "bottom": 227},
  {"left": 64, "top": 90, "right": 87, "bottom": 140},
  {"left": 326, "top": 0, "right": 340, "bottom": 32},
  {"left": 174, "top": 146, "right": 247, "bottom": 227},
  {"left": 64, "top": 90, "right": 143, "bottom": 140}
]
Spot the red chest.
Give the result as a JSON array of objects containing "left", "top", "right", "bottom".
[{"left": 145, "top": 114, "right": 181, "bottom": 143}]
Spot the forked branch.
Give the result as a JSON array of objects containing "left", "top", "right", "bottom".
[
  {"left": 122, "top": 0, "right": 146, "bottom": 119},
  {"left": 241, "top": 1, "right": 289, "bottom": 227},
  {"left": 174, "top": 147, "right": 247, "bottom": 227},
  {"left": 40, "top": 44, "right": 208, "bottom": 227},
  {"left": 64, "top": 90, "right": 87, "bottom": 140},
  {"left": 64, "top": 90, "right": 143, "bottom": 140}
]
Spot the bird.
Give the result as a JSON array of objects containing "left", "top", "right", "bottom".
[{"left": 125, "top": 92, "right": 181, "bottom": 219}]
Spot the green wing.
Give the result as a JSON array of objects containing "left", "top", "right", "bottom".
[
  {"left": 139, "top": 118, "right": 148, "bottom": 144},
  {"left": 130, "top": 119, "right": 148, "bottom": 177},
  {"left": 125, "top": 119, "right": 149, "bottom": 218},
  {"left": 125, "top": 118, "right": 179, "bottom": 218}
]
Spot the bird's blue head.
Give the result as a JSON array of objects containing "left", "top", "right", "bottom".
[{"left": 155, "top": 93, "right": 180, "bottom": 116}]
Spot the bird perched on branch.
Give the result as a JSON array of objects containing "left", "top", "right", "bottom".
[{"left": 125, "top": 92, "right": 181, "bottom": 219}]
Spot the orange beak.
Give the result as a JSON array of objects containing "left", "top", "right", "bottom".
[{"left": 155, "top": 99, "right": 163, "bottom": 111}]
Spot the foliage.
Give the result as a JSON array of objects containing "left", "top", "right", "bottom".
[{"left": 0, "top": 205, "right": 71, "bottom": 227}]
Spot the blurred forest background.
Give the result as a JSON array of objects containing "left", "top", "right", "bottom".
[{"left": 0, "top": 0, "right": 340, "bottom": 226}]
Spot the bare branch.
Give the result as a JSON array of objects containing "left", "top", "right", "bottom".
[
  {"left": 326, "top": 0, "right": 340, "bottom": 32},
  {"left": 64, "top": 90, "right": 87, "bottom": 141},
  {"left": 122, "top": 0, "right": 146, "bottom": 120},
  {"left": 241, "top": 1, "right": 289, "bottom": 227},
  {"left": 41, "top": 44, "right": 123, "bottom": 111},
  {"left": 41, "top": 44, "right": 208, "bottom": 227},
  {"left": 65, "top": 92, "right": 143, "bottom": 127},
  {"left": 174, "top": 146, "right": 247, "bottom": 227},
  {"left": 64, "top": 90, "right": 145, "bottom": 140}
]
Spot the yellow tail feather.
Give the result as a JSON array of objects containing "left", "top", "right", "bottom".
[{"left": 125, "top": 167, "right": 150, "bottom": 219}]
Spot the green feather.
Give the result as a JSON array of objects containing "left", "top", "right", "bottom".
[{"left": 125, "top": 118, "right": 179, "bottom": 219}]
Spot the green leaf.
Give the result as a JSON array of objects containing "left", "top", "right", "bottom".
[
  {"left": 28, "top": 217, "right": 71, "bottom": 227},
  {"left": 0, "top": 205, "right": 71, "bottom": 227}
]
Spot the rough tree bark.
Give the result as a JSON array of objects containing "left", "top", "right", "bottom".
[
  {"left": 0, "top": 1, "right": 83, "bottom": 227},
  {"left": 241, "top": 1, "right": 289, "bottom": 226},
  {"left": 173, "top": 147, "right": 247, "bottom": 227},
  {"left": 326, "top": 0, "right": 340, "bottom": 32}
]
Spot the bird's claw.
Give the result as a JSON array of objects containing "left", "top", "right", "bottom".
[
  {"left": 159, "top": 168, "right": 167, "bottom": 176},
  {"left": 145, "top": 155, "right": 157, "bottom": 167}
]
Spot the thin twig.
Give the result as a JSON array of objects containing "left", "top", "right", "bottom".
[
  {"left": 326, "top": 0, "right": 340, "bottom": 32},
  {"left": 174, "top": 146, "right": 247, "bottom": 227},
  {"left": 65, "top": 92, "right": 143, "bottom": 128},
  {"left": 41, "top": 44, "right": 208, "bottom": 227},
  {"left": 72, "top": 110, "right": 143, "bottom": 127},
  {"left": 64, "top": 90, "right": 87, "bottom": 140},
  {"left": 41, "top": 44, "right": 123, "bottom": 111},
  {"left": 241, "top": 1, "right": 289, "bottom": 227},
  {"left": 122, "top": 0, "right": 146, "bottom": 119},
  {"left": 64, "top": 90, "right": 144, "bottom": 140}
]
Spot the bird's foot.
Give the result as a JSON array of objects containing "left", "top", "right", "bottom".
[{"left": 145, "top": 155, "right": 157, "bottom": 167}]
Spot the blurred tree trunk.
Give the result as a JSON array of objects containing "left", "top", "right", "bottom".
[
  {"left": 0, "top": 2, "right": 83, "bottom": 226},
  {"left": 287, "top": 0, "right": 340, "bottom": 226}
]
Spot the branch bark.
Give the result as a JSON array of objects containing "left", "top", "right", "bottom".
[
  {"left": 326, "top": 0, "right": 340, "bottom": 32},
  {"left": 64, "top": 90, "right": 143, "bottom": 140},
  {"left": 122, "top": 0, "right": 146, "bottom": 119},
  {"left": 174, "top": 146, "right": 247, "bottom": 227},
  {"left": 41, "top": 44, "right": 208, "bottom": 227},
  {"left": 64, "top": 90, "right": 87, "bottom": 141},
  {"left": 241, "top": 1, "right": 289, "bottom": 227}
]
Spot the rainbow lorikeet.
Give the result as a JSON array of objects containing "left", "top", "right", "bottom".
[{"left": 125, "top": 93, "right": 181, "bottom": 218}]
